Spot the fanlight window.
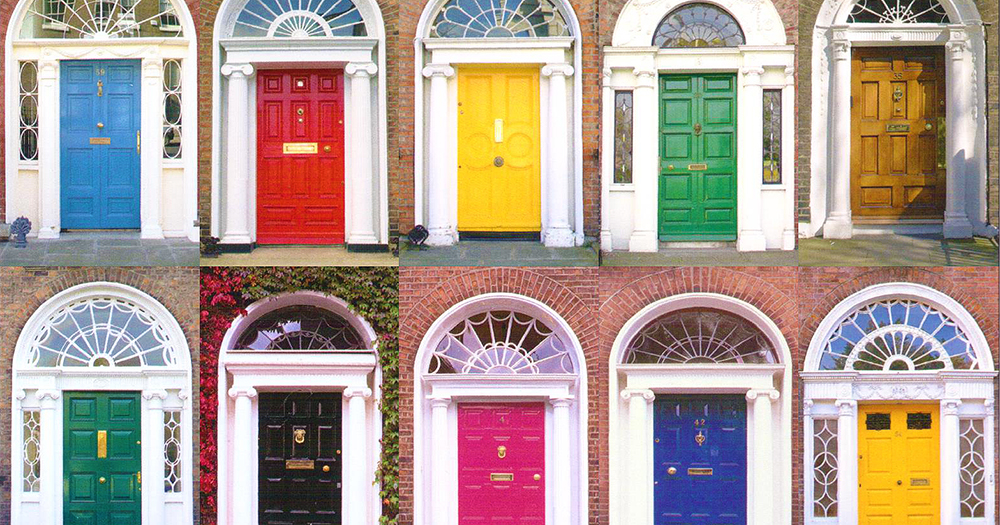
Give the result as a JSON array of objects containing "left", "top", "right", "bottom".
[
  {"left": 653, "top": 3, "right": 745, "bottom": 48},
  {"left": 27, "top": 297, "right": 178, "bottom": 367},
  {"left": 19, "top": 0, "right": 185, "bottom": 38},
  {"left": 623, "top": 309, "right": 777, "bottom": 365},
  {"left": 231, "top": 0, "right": 366, "bottom": 38},
  {"left": 430, "top": 0, "right": 571, "bottom": 38},
  {"left": 819, "top": 299, "right": 978, "bottom": 371},
  {"left": 429, "top": 310, "right": 575, "bottom": 374},
  {"left": 847, "top": 0, "right": 950, "bottom": 24},
  {"left": 235, "top": 305, "right": 365, "bottom": 351}
]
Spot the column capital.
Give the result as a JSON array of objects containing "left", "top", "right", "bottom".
[
  {"left": 15, "top": 389, "right": 27, "bottom": 402},
  {"left": 142, "top": 58, "right": 164, "bottom": 77},
  {"left": 344, "top": 386, "right": 373, "bottom": 399},
  {"left": 941, "top": 398, "right": 962, "bottom": 415},
  {"left": 803, "top": 399, "right": 814, "bottom": 416},
  {"left": 621, "top": 388, "right": 655, "bottom": 403},
  {"left": 142, "top": 389, "right": 169, "bottom": 402},
  {"left": 549, "top": 396, "right": 574, "bottom": 408},
  {"left": 985, "top": 399, "right": 995, "bottom": 416},
  {"left": 542, "top": 63, "right": 574, "bottom": 78},
  {"left": 945, "top": 37, "right": 969, "bottom": 58},
  {"left": 836, "top": 399, "right": 857, "bottom": 415},
  {"left": 831, "top": 38, "right": 851, "bottom": 60},
  {"left": 221, "top": 63, "right": 254, "bottom": 78},
  {"left": 602, "top": 67, "right": 613, "bottom": 87},
  {"left": 422, "top": 63, "right": 455, "bottom": 79},
  {"left": 346, "top": 62, "right": 378, "bottom": 77},
  {"left": 429, "top": 395, "right": 452, "bottom": 408},
  {"left": 37, "top": 389, "right": 61, "bottom": 404},
  {"left": 38, "top": 60, "right": 59, "bottom": 80},
  {"left": 746, "top": 388, "right": 779, "bottom": 402},
  {"left": 740, "top": 67, "right": 765, "bottom": 85},
  {"left": 228, "top": 386, "right": 258, "bottom": 399},
  {"left": 784, "top": 67, "right": 795, "bottom": 85},
  {"left": 633, "top": 68, "right": 657, "bottom": 88}
]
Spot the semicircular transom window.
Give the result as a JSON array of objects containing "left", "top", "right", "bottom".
[
  {"left": 232, "top": 0, "right": 366, "bottom": 38},
  {"left": 623, "top": 308, "right": 777, "bottom": 365},
  {"left": 18, "top": 0, "right": 186, "bottom": 39},
  {"left": 235, "top": 305, "right": 365, "bottom": 351},
  {"left": 653, "top": 3, "right": 745, "bottom": 48},
  {"left": 429, "top": 310, "right": 575, "bottom": 374},
  {"left": 847, "top": 0, "right": 950, "bottom": 24},
  {"left": 27, "top": 297, "right": 177, "bottom": 367},
  {"left": 430, "top": 0, "right": 572, "bottom": 38},
  {"left": 820, "top": 299, "right": 978, "bottom": 371}
]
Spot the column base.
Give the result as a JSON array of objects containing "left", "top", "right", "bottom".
[
  {"left": 737, "top": 230, "right": 767, "bottom": 252},
  {"left": 141, "top": 224, "right": 165, "bottom": 240},
  {"left": 37, "top": 228, "right": 60, "bottom": 240},
  {"left": 823, "top": 215, "right": 853, "bottom": 239},
  {"left": 943, "top": 214, "right": 974, "bottom": 239},
  {"left": 426, "top": 228, "right": 457, "bottom": 246},
  {"left": 347, "top": 232, "right": 379, "bottom": 246},
  {"left": 781, "top": 229, "right": 796, "bottom": 251},
  {"left": 220, "top": 232, "right": 253, "bottom": 246},
  {"left": 544, "top": 227, "right": 575, "bottom": 248},
  {"left": 599, "top": 230, "right": 613, "bottom": 252},
  {"left": 347, "top": 243, "right": 388, "bottom": 253},
  {"left": 628, "top": 230, "right": 657, "bottom": 252}
]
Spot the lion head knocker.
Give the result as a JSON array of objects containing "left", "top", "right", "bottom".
[{"left": 293, "top": 428, "right": 306, "bottom": 444}]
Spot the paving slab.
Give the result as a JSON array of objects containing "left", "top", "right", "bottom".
[
  {"left": 400, "top": 240, "right": 599, "bottom": 267},
  {"left": 0, "top": 232, "right": 199, "bottom": 266},
  {"left": 203, "top": 245, "right": 397, "bottom": 267},
  {"left": 602, "top": 244, "right": 798, "bottom": 267},
  {"left": 799, "top": 235, "right": 998, "bottom": 267}
]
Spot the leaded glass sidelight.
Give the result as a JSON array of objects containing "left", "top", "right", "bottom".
[
  {"left": 164, "top": 411, "right": 182, "bottom": 493},
  {"left": 847, "top": 0, "right": 950, "bottom": 24},
  {"left": 22, "top": 411, "right": 41, "bottom": 493},
  {"left": 429, "top": 311, "right": 575, "bottom": 374},
  {"left": 818, "top": 299, "right": 979, "bottom": 371},
  {"left": 653, "top": 3, "right": 745, "bottom": 48},
  {"left": 18, "top": 0, "right": 186, "bottom": 38},
  {"left": 763, "top": 89, "right": 781, "bottom": 184},
  {"left": 623, "top": 309, "right": 777, "bottom": 364},
  {"left": 430, "top": 0, "right": 571, "bottom": 38},
  {"left": 959, "top": 419, "right": 986, "bottom": 518},
  {"left": 813, "top": 419, "right": 838, "bottom": 517},
  {"left": 19, "top": 62, "right": 38, "bottom": 162},
  {"left": 163, "top": 59, "right": 182, "bottom": 160},
  {"left": 235, "top": 305, "right": 365, "bottom": 350},
  {"left": 614, "top": 90, "right": 633, "bottom": 184},
  {"left": 231, "top": 0, "right": 366, "bottom": 37}
]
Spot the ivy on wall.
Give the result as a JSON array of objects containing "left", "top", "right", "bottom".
[{"left": 200, "top": 267, "right": 399, "bottom": 525}]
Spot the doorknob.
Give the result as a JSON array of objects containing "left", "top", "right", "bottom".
[
  {"left": 324, "top": 145, "right": 331, "bottom": 152},
  {"left": 533, "top": 474, "right": 541, "bottom": 481},
  {"left": 99, "top": 477, "right": 107, "bottom": 484},
  {"left": 667, "top": 467, "right": 677, "bottom": 475},
  {"left": 897, "top": 480, "right": 902, "bottom": 485},
  {"left": 96, "top": 122, "right": 104, "bottom": 129},
  {"left": 323, "top": 465, "right": 331, "bottom": 473}
]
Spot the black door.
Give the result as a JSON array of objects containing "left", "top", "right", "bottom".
[{"left": 259, "top": 392, "right": 342, "bottom": 525}]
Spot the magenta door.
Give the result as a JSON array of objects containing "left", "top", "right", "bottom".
[{"left": 458, "top": 403, "right": 545, "bottom": 524}]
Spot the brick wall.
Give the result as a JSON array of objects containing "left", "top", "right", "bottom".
[{"left": 0, "top": 267, "right": 201, "bottom": 525}]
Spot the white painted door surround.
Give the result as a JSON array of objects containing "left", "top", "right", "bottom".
[
  {"left": 805, "top": 0, "right": 994, "bottom": 239},
  {"left": 10, "top": 282, "right": 194, "bottom": 525},
  {"left": 801, "top": 282, "right": 996, "bottom": 525},
  {"left": 601, "top": 0, "right": 796, "bottom": 253}
]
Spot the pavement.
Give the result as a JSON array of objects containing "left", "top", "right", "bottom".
[
  {"left": 0, "top": 232, "right": 199, "bottom": 266},
  {"left": 603, "top": 243, "right": 798, "bottom": 267},
  {"left": 202, "top": 245, "right": 397, "bottom": 267},
  {"left": 400, "top": 240, "right": 599, "bottom": 267},
  {"left": 799, "top": 234, "right": 998, "bottom": 267}
]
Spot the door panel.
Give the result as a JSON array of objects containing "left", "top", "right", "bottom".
[
  {"left": 457, "top": 66, "right": 541, "bottom": 233},
  {"left": 257, "top": 70, "right": 345, "bottom": 244},
  {"left": 63, "top": 392, "right": 141, "bottom": 525},
  {"left": 60, "top": 60, "right": 141, "bottom": 229},
  {"left": 851, "top": 48, "right": 946, "bottom": 221},
  {"left": 858, "top": 404, "right": 940, "bottom": 525},
  {"left": 659, "top": 75, "right": 737, "bottom": 241},
  {"left": 259, "top": 392, "right": 342, "bottom": 525},
  {"left": 457, "top": 403, "right": 545, "bottom": 524},
  {"left": 654, "top": 395, "right": 747, "bottom": 524}
]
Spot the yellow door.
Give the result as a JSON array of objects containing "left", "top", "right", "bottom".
[
  {"left": 457, "top": 66, "right": 541, "bottom": 232},
  {"left": 858, "top": 404, "right": 939, "bottom": 525}
]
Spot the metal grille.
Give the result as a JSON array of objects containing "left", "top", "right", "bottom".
[
  {"left": 164, "top": 411, "right": 182, "bottom": 493},
  {"left": 20, "top": 0, "right": 186, "bottom": 38},
  {"left": 959, "top": 419, "right": 986, "bottom": 517},
  {"left": 235, "top": 305, "right": 365, "bottom": 351},
  {"left": 19, "top": 62, "right": 38, "bottom": 162},
  {"left": 653, "top": 3, "right": 745, "bottom": 48},
  {"left": 163, "top": 59, "right": 182, "bottom": 159},
  {"left": 906, "top": 412, "right": 932, "bottom": 430},
  {"left": 232, "top": 0, "right": 366, "bottom": 37},
  {"left": 813, "top": 419, "right": 838, "bottom": 518},
  {"left": 865, "top": 413, "right": 891, "bottom": 431},
  {"left": 623, "top": 308, "right": 777, "bottom": 365},
  {"left": 848, "top": 0, "right": 950, "bottom": 23},
  {"left": 430, "top": 0, "right": 571, "bottom": 38}
]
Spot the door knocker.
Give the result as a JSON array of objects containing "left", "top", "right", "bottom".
[
  {"left": 892, "top": 87, "right": 904, "bottom": 102},
  {"left": 297, "top": 108, "right": 305, "bottom": 115},
  {"left": 497, "top": 445, "right": 507, "bottom": 459},
  {"left": 693, "top": 123, "right": 702, "bottom": 136},
  {"left": 494, "top": 156, "right": 504, "bottom": 167},
  {"left": 694, "top": 430, "right": 706, "bottom": 447},
  {"left": 293, "top": 428, "right": 306, "bottom": 444}
]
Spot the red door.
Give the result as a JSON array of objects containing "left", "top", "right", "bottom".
[
  {"left": 256, "top": 69, "right": 345, "bottom": 244},
  {"left": 457, "top": 403, "right": 545, "bottom": 524}
]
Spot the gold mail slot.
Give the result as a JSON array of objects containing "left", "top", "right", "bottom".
[
  {"left": 490, "top": 473, "right": 514, "bottom": 482},
  {"left": 97, "top": 430, "right": 107, "bottom": 458},
  {"left": 910, "top": 478, "right": 930, "bottom": 486},
  {"left": 283, "top": 142, "right": 318, "bottom": 154},
  {"left": 90, "top": 137, "right": 111, "bottom": 145},
  {"left": 285, "top": 459, "right": 315, "bottom": 470},
  {"left": 687, "top": 163, "right": 708, "bottom": 171},
  {"left": 687, "top": 468, "right": 713, "bottom": 476},
  {"left": 886, "top": 124, "right": 910, "bottom": 133}
]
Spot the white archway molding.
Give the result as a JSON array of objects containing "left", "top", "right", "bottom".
[
  {"left": 3, "top": 0, "right": 199, "bottom": 241},
  {"left": 10, "top": 281, "right": 194, "bottom": 525},
  {"left": 216, "top": 290, "right": 382, "bottom": 525},
  {"left": 412, "top": 292, "right": 589, "bottom": 525},
  {"left": 610, "top": 0, "right": 788, "bottom": 46},
  {"left": 412, "top": 0, "right": 586, "bottom": 247},
  {"left": 210, "top": 0, "right": 389, "bottom": 251},
  {"left": 608, "top": 292, "right": 793, "bottom": 525},
  {"left": 804, "top": 0, "right": 994, "bottom": 240},
  {"left": 801, "top": 282, "right": 996, "bottom": 525}
]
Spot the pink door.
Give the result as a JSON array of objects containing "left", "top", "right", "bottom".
[{"left": 458, "top": 403, "right": 545, "bottom": 524}]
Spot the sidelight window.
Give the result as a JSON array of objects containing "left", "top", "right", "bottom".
[
  {"left": 164, "top": 410, "right": 182, "bottom": 492},
  {"left": 22, "top": 411, "right": 41, "bottom": 493},
  {"left": 163, "top": 59, "right": 183, "bottom": 160},
  {"left": 613, "top": 91, "right": 633, "bottom": 184},
  {"left": 847, "top": 0, "right": 950, "bottom": 24},
  {"left": 959, "top": 419, "right": 986, "bottom": 518},
  {"left": 18, "top": 61, "right": 38, "bottom": 162},
  {"left": 20, "top": 0, "right": 187, "bottom": 38},
  {"left": 623, "top": 308, "right": 777, "bottom": 364},
  {"left": 430, "top": 0, "right": 571, "bottom": 38},
  {"left": 762, "top": 89, "right": 781, "bottom": 184},
  {"left": 812, "top": 419, "right": 838, "bottom": 518},
  {"left": 653, "top": 3, "right": 745, "bottom": 48}
]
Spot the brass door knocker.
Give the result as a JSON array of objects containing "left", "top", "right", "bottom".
[
  {"left": 293, "top": 428, "right": 306, "bottom": 444},
  {"left": 694, "top": 430, "right": 706, "bottom": 447},
  {"left": 497, "top": 445, "right": 507, "bottom": 459},
  {"left": 892, "top": 87, "right": 904, "bottom": 102}
]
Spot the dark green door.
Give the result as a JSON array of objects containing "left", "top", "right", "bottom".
[
  {"left": 64, "top": 392, "right": 142, "bottom": 525},
  {"left": 659, "top": 74, "right": 737, "bottom": 241}
]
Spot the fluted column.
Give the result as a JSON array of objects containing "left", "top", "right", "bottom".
[
  {"left": 600, "top": 68, "right": 614, "bottom": 251},
  {"left": 940, "top": 399, "right": 962, "bottom": 524},
  {"left": 430, "top": 396, "right": 452, "bottom": 519},
  {"left": 229, "top": 386, "right": 257, "bottom": 525},
  {"left": 747, "top": 389, "right": 779, "bottom": 524},
  {"left": 38, "top": 390, "right": 60, "bottom": 525},
  {"left": 943, "top": 34, "right": 974, "bottom": 238},
  {"left": 422, "top": 64, "right": 457, "bottom": 246},
  {"left": 346, "top": 62, "right": 379, "bottom": 246},
  {"left": 550, "top": 396, "right": 573, "bottom": 525},
  {"left": 836, "top": 399, "right": 858, "bottom": 525},
  {"left": 629, "top": 69, "right": 658, "bottom": 252},
  {"left": 143, "top": 390, "right": 168, "bottom": 525},
  {"left": 826, "top": 37, "right": 853, "bottom": 239},
  {"left": 622, "top": 388, "right": 654, "bottom": 524},
  {"left": 738, "top": 67, "right": 766, "bottom": 252},
  {"left": 37, "top": 60, "right": 60, "bottom": 239},
  {"left": 781, "top": 67, "right": 796, "bottom": 250},
  {"left": 345, "top": 387, "right": 373, "bottom": 525},
  {"left": 220, "top": 63, "right": 254, "bottom": 246},
  {"left": 542, "top": 63, "right": 575, "bottom": 247},
  {"left": 140, "top": 58, "right": 165, "bottom": 239}
]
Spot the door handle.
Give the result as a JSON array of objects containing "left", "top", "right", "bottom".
[
  {"left": 494, "top": 119, "right": 503, "bottom": 143},
  {"left": 97, "top": 80, "right": 103, "bottom": 97},
  {"left": 136, "top": 130, "right": 140, "bottom": 154},
  {"left": 97, "top": 430, "right": 107, "bottom": 458}
]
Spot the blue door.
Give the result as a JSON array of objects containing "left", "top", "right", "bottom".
[
  {"left": 654, "top": 395, "right": 747, "bottom": 524},
  {"left": 60, "top": 60, "right": 141, "bottom": 229}
]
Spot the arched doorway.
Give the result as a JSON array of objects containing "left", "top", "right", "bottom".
[
  {"left": 802, "top": 282, "right": 996, "bottom": 524},
  {"left": 412, "top": 293, "right": 588, "bottom": 525},
  {"left": 10, "top": 282, "right": 194, "bottom": 525},
  {"left": 609, "top": 292, "right": 793, "bottom": 525},
  {"left": 211, "top": 0, "right": 388, "bottom": 252},
  {"left": 215, "top": 291, "right": 382, "bottom": 525}
]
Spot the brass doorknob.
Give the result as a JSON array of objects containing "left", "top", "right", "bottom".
[
  {"left": 323, "top": 465, "right": 330, "bottom": 472},
  {"left": 667, "top": 467, "right": 677, "bottom": 475},
  {"left": 99, "top": 477, "right": 106, "bottom": 484},
  {"left": 96, "top": 122, "right": 104, "bottom": 129},
  {"left": 324, "top": 145, "right": 332, "bottom": 152},
  {"left": 925, "top": 123, "right": 933, "bottom": 130},
  {"left": 533, "top": 474, "right": 541, "bottom": 481},
  {"left": 494, "top": 156, "right": 504, "bottom": 167},
  {"left": 897, "top": 480, "right": 902, "bottom": 485}
]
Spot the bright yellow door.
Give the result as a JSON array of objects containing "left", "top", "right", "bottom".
[
  {"left": 858, "top": 404, "right": 939, "bottom": 525},
  {"left": 457, "top": 66, "right": 541, "bottom": 232}
]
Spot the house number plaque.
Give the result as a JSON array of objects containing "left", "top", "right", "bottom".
[
  {"left": 283, "top": 142, "right": 318, "bottom": 154},
  {"left": 285, "top": 459, "right": 315, "bottom": 470}
]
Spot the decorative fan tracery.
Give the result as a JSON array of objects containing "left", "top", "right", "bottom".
[
  {"left": 430, "top": 0, "right": 571, "bottom": 38},
  {"left": 235, "top": 305, "right": 365, "bottom": 350},
  {"left": 19, "top": 0, "right": 185, "bottom": 39},
  {"left": 623, "top": 309, "right": 777, "bottom": 365},
  {"left": 847, "top": 0, "right": 950, "bottom": 24},
  {"left": 232, "top": 0, "right": 366, "bottom": 37},
  {"left": 653, "top": 3, "right": 745, "bottom": 48}
]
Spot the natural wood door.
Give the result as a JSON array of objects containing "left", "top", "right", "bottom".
[{"left": 851, "top": 48, "right": 946, "bottom": 222}]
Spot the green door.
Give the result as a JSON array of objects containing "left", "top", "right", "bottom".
[
  {"left": 64, "top": 392, "right": 142, "bottom": 525},
  {"left": 659, "top": 74, "right": 737, "bottom": 241}
]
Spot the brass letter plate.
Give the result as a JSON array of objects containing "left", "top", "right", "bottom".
[
  {"left": 285, "top": 459, "right": 315, "bottom": 470},
  {"left": 283, "top": 142, "right": 318, "bottom": 154},
  {"left": 687, "top": 468, "right": 713, "bottom": 476},
  {"left": 490, "top": 473, "right": 514, "bottom": 482},
  {"left": 90, "top": 137, "right": 111, "bottom": 145},
  {"left": 886, "top": 124, "right": 910, "bottom": 133},
  {"left": 97, "top": 430, "right": 107, "bottom": 458},
  {"left": 687, "top": 163, "right": 708, "bottom": 171},
  {"left": 910, "top": 478, "right": 930, "bottom": 486}
]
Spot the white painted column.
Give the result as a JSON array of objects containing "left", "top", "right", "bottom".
[
  {"left": 940, "top": 399, "right": 961, "bottom": 524},
  {"left": 986, "top": 400, "right": 997, "bottom": 523},
  {"left": 140, "top": 58, "right": 165, "bottom": 239},
  {"left": 747, "top": 389, "right": 778, "bottom": 524},
  {"left": 781, "top": 67, "right": 797, "bottom": 251},
  {"left": 542, "top": 63, "right": 575, "bottom": 248},
  {"left": 738, "top": 68, "right": 766, "bottom": 252},
  {"left": 422, "top": 64, "right": 456, "bottom": 246},
  {"left": 142, "top": 390, "right": 168, "bottom": 525},
  {"left": 836, "top": 400, "right": 858, "bottom": 525},
  {"left": 600, "top": 68, "right": 614, "bottom": 251},
  {"left": 629, "top": 69, "right": 658, "bottom": 252},
  {"left": 550, "top": 396, "right": 573, "bottom": 525},
  {"left": 345, "top": 62, "right": 379, "bottom": 246},
  {"left": 943, "top": 34, "right": 974, "bottom": 238},
  {"left": 229, "top": 386, "right": 257, "bottom": 525},
  {"left": 622, "top": 388, "right": 654, "bottom": 524},
  {"left": 220, "top": 63, "right": 254, "bottom": 246},
  {"left": 802, "top": 400, "right": 815, "bottom": 519},
  {"left": 345, "top": 387, "right": 373, "bottom": 525},
  {"left": 37, "top": 61, "right": 60, "bottom": 239},
  {"left": 430, "top": 396, "right": 452, "bottom": 519},
  {"left": 38, "top": 390, "right": 60, "bottom": 525},
  {"left": 825, "top": 37, "right": 853, "bottom": 239}
]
